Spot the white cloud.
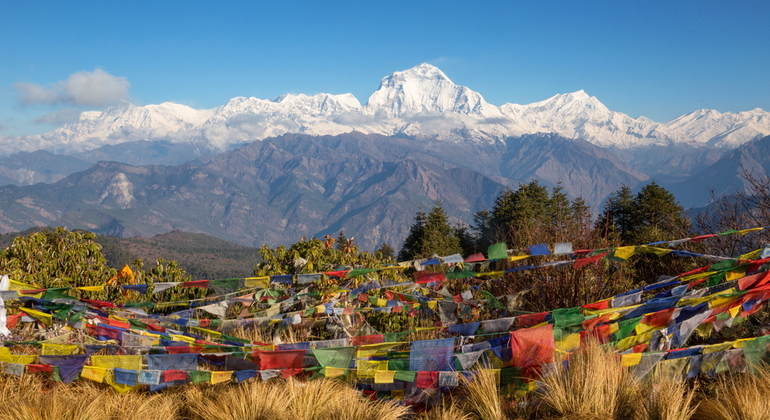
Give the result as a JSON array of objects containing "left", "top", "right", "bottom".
[
  {"left": 15, "top": 69, "right": 131, "bottom": 108},
  {"left": 33, "top": 108, "right": 82, "bottom": 125}
]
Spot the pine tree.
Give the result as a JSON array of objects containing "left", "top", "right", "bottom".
[{"left": 398, "top": 201, "right": 462, "bottom": 260}]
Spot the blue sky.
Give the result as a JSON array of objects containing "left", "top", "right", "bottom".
[{"left": 2, "top": 0, "right": 769, "bottom": 136}]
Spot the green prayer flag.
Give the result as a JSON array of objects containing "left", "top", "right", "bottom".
[
  {"left": 709, "top": 259, "right": 738, "bottom": 272},
  {"left": 481, "top": 291, "right": 504, "bottom": 309},
  {"left": 346, "top": 269, "right": 378, "bottom": 278},
  {"left": 384, "top": 331, "right": 413, "bottom": 342},
  {"left": 487, "top": 242, "right": 508, "bottom": 260},
  {"left": 552, "top": 307, "right": 584, "bottom": 328},
  {"left": 312, "top": 346, "right": 356, "bottom": 369},
  {"left": 394, "top": 370, "right": 416, "bottom": 382},
  {"left": 615, "top": 316, "right": 642, "bottom": 341},
  {"left": 388, "top": 358, "right": 410, "bottom": 371},
  {"left": 446, "top": 271, "right": 476, "bottom": 280},
  {"left": 189, "top": 370, "right": 211, "bottom": 384}
]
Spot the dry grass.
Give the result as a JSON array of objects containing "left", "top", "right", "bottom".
[
  {"left": 644, "top": 375, "right": 698, "bottom": 420},
  {"left": 0, "top": 379, "right": 107, "bottom": 420},
  {"left": 104, "top": 390, "right": 181, "bottom": 420},
  {"left": 536, "top": 344, "right": 643, "bottom": 420},
  {"left": 416, "top": 400, "right": 474, "bottom": 420},
  {"left": 462, "top": 368, "right": 505, "bottom": 420},
  {"left": 694, "top": 366, "right": 770, "bottom": 420},
  {"left": 182, "top": 377, "right": 410, "bottom": 420},
  {"left": 182, "top": 380, "right": 289, "bottom": 419}
]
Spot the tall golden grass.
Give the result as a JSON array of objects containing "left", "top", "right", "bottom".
[
  {"left": 461, "top": 368, "right": 505, "bottom": 420},
  {"left": 536, "top": 344, "right": 643, "bottom": 420},
  {"left": 5, "top": 349, "right": 770, "bottom": 420},
  {"left": 694, "top": 365, "right": 770, "bottom": 420}
]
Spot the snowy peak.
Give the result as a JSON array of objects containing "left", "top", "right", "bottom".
[
  {"left": 364, "top": 63, "right": 498, "bottom": 118},
  {"left": 3, "top": 64, "right": 770, "bottom": 157}
]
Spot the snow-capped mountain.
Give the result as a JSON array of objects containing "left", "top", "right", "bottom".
[{"left": 4, "top": 64, "right": 770, "bottom": 156}]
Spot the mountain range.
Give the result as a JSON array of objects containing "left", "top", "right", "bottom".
[{"left": 0, "top": 64, "right": 768, "bottom": 249}]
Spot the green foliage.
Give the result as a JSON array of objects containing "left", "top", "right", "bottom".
[
  {"left": 0, "top": 227, "right": 116, "bottom": 290},
  {"left": 255, "top": 237, "right": 397, "bottom": 278},
  {"left": 398, "top": 201, "right": 462, "bottom": 260},
  {"left": 473, "top": 181, "right": 596, "bottom": 251},
  {"left": 596, "top": 182, "right": 690, "bottom": 245}
]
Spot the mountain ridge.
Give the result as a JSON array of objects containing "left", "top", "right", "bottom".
[{"left": 3, "top": 64, "right": 769, "bottom": 161}]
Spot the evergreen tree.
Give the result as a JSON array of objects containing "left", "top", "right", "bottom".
[
  {"left": 374, "top": 243, "right": 395, "bottom": 260},
  {"left": 596, "top": 182, "right": 690, "bottom": 245},
  {"left": 595, "top": 185, "right": 636, "bottom": 243},
  {"left": 475, "top": 180, "right": 593, "bottom": 249},
  {"left": 335, "top": 230, "right": 347, "bottom": 251},
  {"left": 398, "top": 201, "right": 462, "bottom": 260}
]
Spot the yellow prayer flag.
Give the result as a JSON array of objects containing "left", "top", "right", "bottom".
[
  {"left": 0, "top": 347, "right": 36, "bottom": 365},
  {"left": 621, "top": 352, "right": 643, "bottom": 367},
  {"left": 78, "top": 284, "right": 106, "bottom": 292},
  {"left": 356, "top": 360, "right": 388, "bottom": 378},
  {"left": 108, "top": 264, "right": 135, "bottom": 285},
  {"left": 210, "top": 371, "right": 232, "bottom": 384},
  {"left": 637, "top": 246, "right": 671, "bottom": 256},
  {"left": 703, "top": 342, "right": 734, "bottom": 354},
  {"left": 244, "top": 277, "right": 269, "bottom": 289},
  {"left": 738, "top": 227, "right": 763, "bottom": 235},
  {"left": 9, "top": 279, "right": 37, "bottom": 291},
  {"left": 81, "top": 366, "right": 107, "bottom": 383},
  {"left": 555, "top": 333, "right": 581, "bottom": 353},
  {"left": 324, "top": 367, "right": 347, "bottom": 378},
  {"left": 374, "top": 370, "right": 396, "bottom": 384},
  {"left": 356, "top": 342, "right": 402, "bottom": 359},
  {"left": 635, "top": 323, "right": 664, "bottom": 336},
  {"left": 170, "top": 334, "right": 197, "bottom": 344},
  {"left": 427, "top": 300, "right": 437, "bottom": 310},
  {"left": 189, "top": 327, "right": 222, "bottom": 338},
  {"left": 740, "top": 249, "right": 761, "bottom": 260},
  {"left": 508, "top": 255, "right": 529, "bottom": 262},
  {"left": 22, "top": 308, "right": 52, "bottom": 326},
  {"left": 729, "top": 305, "right": 741, "bottom": 318},
  {"left": 679, "top": 271, "right": 717, "bottom": 282},
  {"left": 613, "top": 246, "right": 636, "bottom": 261},
  {"left": 104, "top": 370, "right": 136, "bottom": 394},
  {"left": 41, "top": 343, "right": 79, "bottom": 356},
  {"left": 90, "top": 355, "right": 142, "bottom": 370},
  {"left": 726, "top": 269, "right": 746, "bottom": 282},
  {"left": 376, "top": 298, "right": 387, "bottom": 307}
]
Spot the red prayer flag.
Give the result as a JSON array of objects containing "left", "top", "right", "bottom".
[
  {"left": 464, "top": 253, "right": 486, "bottom": 262},
  {"left": 415, "top": 371, "right": 438, "bottom": 389},
  {"left": 516, "top": 312, "right": 548, "bottom": 328},
  {"left": 583, "top": 300, "right": 610, "bottom": 311},
  {"left": 580, "top": 323, "right": 611, "bottom": 347},
  {"left": 165, "top": 346, "right": 203, "bottom": 354},
  {"left": 281, "top": 368, "right": 304, "bottom": 378},
  {"left": 739, "top": 271, "right": 770, "bottom": 291},
  {"left": 182, "top": 280, "right": 209, "bottom": 289},
  {"left": 350, "top": 334, "right": 384, "bottom": 346},
  {"left": 641, "top": 307, "right": 676, "bottom": 328},
  {"left": 415, "top": 272, "right": 446, "bottom": 284},
  {"left": 573, "top": 252, "right": 609, "bottom": 268},
  {"left": 510, "top": 323, "right": 555, "bottom": 369},
  {"left": 690, "top": 234, "right": 717, "bottom": 242},
  {"left": 163, "top": 370, "right": 188, "bottom": 382},
  {"left": 27, "top": 364, "right": 54, "bottom": 373},
  {"left": 257, "top": 349, "right": 306, "bottom": 370},
  {"left": 324, "top": 270, "right": 350, "bottom": 278}
]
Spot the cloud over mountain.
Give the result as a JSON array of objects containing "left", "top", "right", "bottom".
[{"left": 14, "top": 69, "right": 131, "bottom": 108}]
